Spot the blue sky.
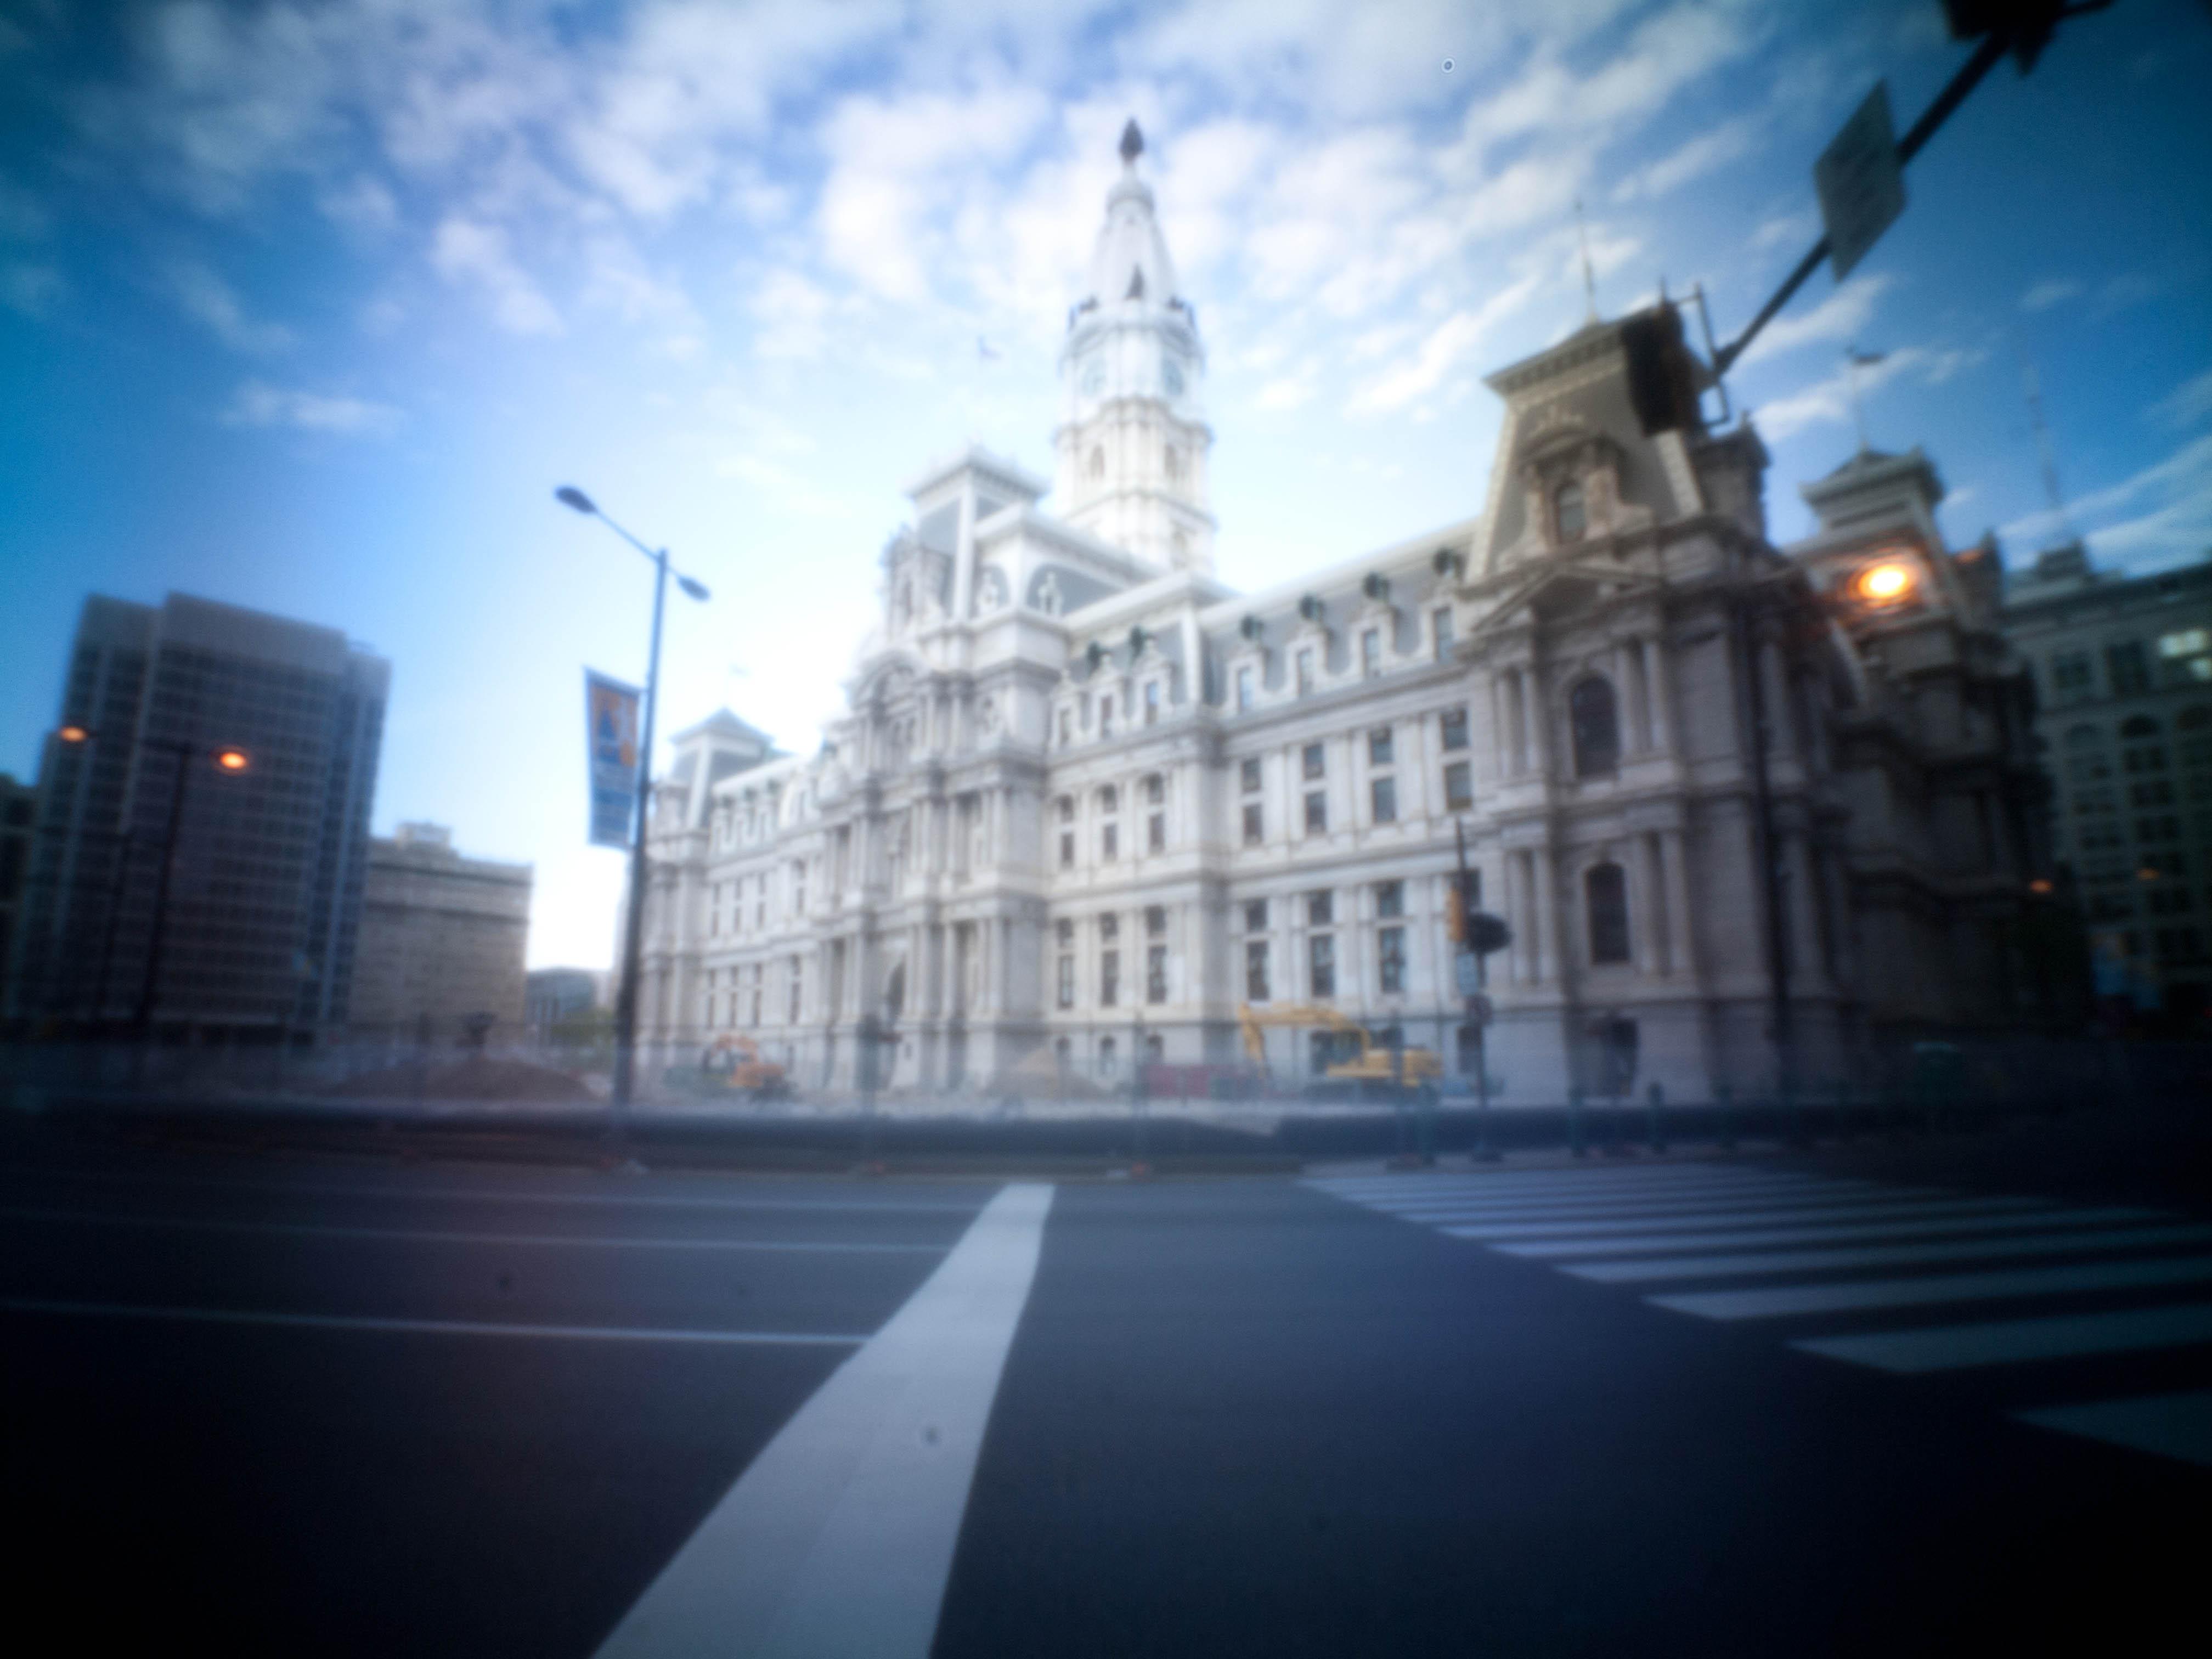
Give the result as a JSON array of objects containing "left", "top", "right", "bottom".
[{"left": 3, "top": 0, "right": 2209, "bottom": 969}]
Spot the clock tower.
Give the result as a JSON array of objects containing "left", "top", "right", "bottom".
[{"left": 1054, "top": 119, "right": 1216, "bottom": 574}]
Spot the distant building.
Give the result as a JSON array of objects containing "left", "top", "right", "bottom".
[
  {"left": 2002, "top": 545, "right": 2212, "bottom": 1024},
  {"left": 8, "top": 593, "right": 387, "bottom": 1039},
  {"left": 0, "top": 774, "right": 36, "bottom": 1018},
  {"left": 526, "top": 967, "right": 606, "bottom": 1040},
  {"left": 349, "top": 823, "right": 531, "bottom": 1041}
]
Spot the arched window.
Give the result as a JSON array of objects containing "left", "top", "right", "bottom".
[
  {"left": 1586, "top": 862, "right": 1630, "bottom": 965},
  {"left": 1088, "top": 447, "right": 1105, "bottom": 481},
  {"left": 1555, "top": 478, "right": 1587, "bottom": 543},
  {"left": 1569, "top": 676, "right": 1620, "bottom": 776}
]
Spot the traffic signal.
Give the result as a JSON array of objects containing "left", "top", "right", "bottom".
[{"left": 1942, "top": 0, "right": 2070, "bottom": 75}]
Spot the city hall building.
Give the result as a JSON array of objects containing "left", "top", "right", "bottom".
[{"left": 632, "top": 123, "right": 2049, "bottom": 1104}]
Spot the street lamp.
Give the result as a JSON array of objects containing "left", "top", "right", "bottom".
[
  {"left": 555, "top": 484, "right": 712, "bottom": 1125},
  {"left": 55, "top": 726, "right": 252, "bottom": 1039}
]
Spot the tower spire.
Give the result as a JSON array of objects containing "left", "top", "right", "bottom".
[
  {"left": 1574, "top": 199, "right": 1599, "bottom": 324},
  {"left": 1119, "top": 117, "right": 1144, "bottom": 167}
]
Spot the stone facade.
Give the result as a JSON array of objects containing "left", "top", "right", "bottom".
[
  {"left": 2001, "top": 545, "right": 2212, "bottom": 1023},
  {"left": 631, "top": 127, "right": 2049, "bottom": 1104},
  {"left": 350, "top": 822, "right": 531, "bottom": 1041}
]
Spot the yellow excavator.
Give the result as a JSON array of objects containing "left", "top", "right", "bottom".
[
  {"left": 699, "top": 1034, "right": 790, "bottom": 1099},
  {"left": 1237, "top": 1003, "right": 1442, "bottom": 1090}
]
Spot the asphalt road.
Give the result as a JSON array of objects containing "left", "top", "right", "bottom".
[{"left": 5, "top": 1145, "right": 2209, "bottom": 1655}]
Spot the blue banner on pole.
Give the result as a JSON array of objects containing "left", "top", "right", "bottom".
[{"left": 584, "top": 669, "right": 641, "bottom": 849}]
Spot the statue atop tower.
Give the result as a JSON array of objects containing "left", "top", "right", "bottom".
[{"left": 1053, "top": 119, "right": 1217, "bottom": 574}]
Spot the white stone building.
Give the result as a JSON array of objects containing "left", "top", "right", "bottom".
[{"left": 631, "top": 122, "right": 2049, "bottom": 1104}]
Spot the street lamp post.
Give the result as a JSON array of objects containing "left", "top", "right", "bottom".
[{"left": 555, "top": 487, "right": 711, "bottom": 1130}]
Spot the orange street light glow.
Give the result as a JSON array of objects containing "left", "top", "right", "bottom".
[
  {"left": 215, "top": 748, "right": 251, "bottom": 772},
  {"left": 2028, "top": 878, "right": 2053, "bottom": 895},
  {"left": 1857, "top": 561, "right": 1914, "bottom": 602},
  {"left": 57, "top": 725, "right": 90, "bottom": 743}
]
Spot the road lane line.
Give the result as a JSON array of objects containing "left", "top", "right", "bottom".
[
  {"left": 1484, "top": 1207, "right": 2160, "bottom": 1260},
  {"left": 1650, "top": 1254, "right": 2212, "bottom": 1321},
  {"left": 2016, "top": 1390, "right": 2212, "bottom": 1469},
  {"left": 1374, "top": 1181, "right": 1918, "bottom": 1220},
  {"left": 595, "top": 1182, "right": 1055, "bottom": 1659},
  {"left": 0, "top": 1207, "right": 944, "bottom": 1252},
  {"left": 1793, "top": 1302, "right": 2212, "bottom": 1373},
  {"left": 1, "top": 1168, "right": 982, "bottom": 1213},
  {"left": 1310, "top": 1170, "right": 1834, "bottom": 1199},
  {"left": 0, "top": 1298, "right": 866, "bottom": 1345},
  {"left": 1438, "top": 1198, "right": 2040, "bottom": 1240},
  {"left": 1563, "top": 1225, "right": 2212, "bottom": 1284}
]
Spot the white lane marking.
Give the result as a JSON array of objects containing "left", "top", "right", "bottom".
[
  {"left": 1651, "top": 1254, "right": 2212, "bottom": 1321},
  {"left": 1436, "top": 1197, "right": 2040, "bottom": 1240},
  {"left": 595, "top": 1182, "right": 1054, "bottom": 1659},
  {"left": 0, "top": 1207, "right": 943, "bottom": 1253},
  {"left": 5, "top": 1168, "right": 982, "bottom": 1214},
  {"left": 1564, "top": 1226, "right": 2212, "bottom": 1284},
  {"left": 0, "top": 1297, "right": 866, "bottom": 1345},
  {"left": 1486, "top": 1207, "right": 2161, "bottom": 1260},
  {"left": 2015, "top": 1390, "right": 2212, "bottom": 1469},
  {"left": 1793, "top": 1302, "right": 2212, "bottom": 1373}
]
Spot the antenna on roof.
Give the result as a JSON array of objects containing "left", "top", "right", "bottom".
[
  {"left": 2019, "top": 350, "right": 2078, "bottom": 549},
  {"left": 1574, "top": 199, "right": 1599, "bottom": 324}
]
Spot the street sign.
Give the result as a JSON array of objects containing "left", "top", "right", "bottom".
[
  {"left": 1464, "top": 994, "right": 1493, "bottom": 1028},
  {"left": 1466, "top": 912, "right": 1511, "bottom": 957},
  {"left": 1816, "top": 82, "right": 1905, "bottom": 281},
  {"left": 1453, "top": 952, "right": 1481, "bottom": 997}
]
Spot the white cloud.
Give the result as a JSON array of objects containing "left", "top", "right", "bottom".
[
  {"left": 2003, "top": 432, "right": 2212, "bottom": 558},
  {"left": 1753, "top": 343, "right": 1965, "bottom": 442},
  {"left": 1750, "top": 210, "right": 1814, "bottom": 252},
  {"left": 749, "top": 267, "right": 834, "bottom": 360},
  {"left": 167, "top": 261, "right": 294, "bottom": 353},
  {"left": 317, "top": 173, "right": 399, "bottom": 237},
  {"left": 1612, "top": 114, "right": 1759, "bottom": 202},
  {"left": 1736, "top": 272, "right": 1895, "bottom": 366},
  {"left": 430, "top": 216, "right": 561, "bottom": 334},
  {"left": 222, "top": 379, "right": 401, "bottom": 435},
  {"left": 2019, "top": 276, "right": 2084, "bottom": 313},
  {"left": 1346, "top": 269, "right": 1541, "bottom": 417},
  {"left": 1254, "top": 370, "right": 1317, "bottom": 411},
  {"left": 1, "top": 261, "right": 63, "bottom": 317},
  {"left": 2149, "top": 368, "right": 2212, "bottom": 430}
]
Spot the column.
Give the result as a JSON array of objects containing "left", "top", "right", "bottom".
[
  {"left": 1661, "top": 827, "right": 1696, "bottom": 978},
  {"left": 1641, "top": 637, "right": 1670, "bottom": 753},
  {"left": 1634, "top": 832, "right": 1663, "bottom": 976},
  {"left": 1523, "top": 668, "right": 1547, "bottom": 779},
  {"left": 1489, "top": 672, "right": 1514, "bottom": 782},
  {"left": 1624, "top": 641, "right": 1651, "bottom": 755},
  {"left": 1784, "top": 833, "right": 1824, "bottom": 990},
  {"left": 1532, "top": 843, "right": 1558, "bottom": 986}
]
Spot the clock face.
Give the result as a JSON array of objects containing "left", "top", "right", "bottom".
[
  {"left": 1081, "top": 360, "right": 1105, "bottom": 396},
  {"left": 1163, "top": 357, "right": 1185, "bottom": 398}
]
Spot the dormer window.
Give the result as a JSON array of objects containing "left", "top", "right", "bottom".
[{"left": 1555, "top": 478, "right": 1587, "bottom": 543}]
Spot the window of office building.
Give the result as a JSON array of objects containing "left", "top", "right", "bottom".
[
  {"left": 1570, "top": 677, "right": 1621, "bottom": 776},
  {"left": 1371, "top": 776, "right": 1397, "bottom": 823},
  {"left": 1361, "top": 628, "right": 1381, "bottom": 678},
  {"left": 2050, "top": 651, "right": 2094, "bottom": 701},
  {"left": 1308, "top": 933, "right": 1336, "bottom": 997},
  {"left": 1304, "top": 791, "right": 1327, "bottom": 836},
  {"left": 1302, "top": 742, "right": 1325, "bottom": 780},
  {"left": 1440, "top": 707, "right": 1468, "bottom": 751},
  {"left": 1236, "top": 665, "right": 1255, "bottom": 710},
  {"left": 1444, "top": 760, "right": 1473, "bottom": 810},
  {"left": 1246, "top": 939, "right": 1271, "bottom": 1001},
  {"left": 1100, "top": 947, "right": 1120, "bottom": 1007},
  {"left": 1098, "top": 1036, "right": 1118, "bottom": 1079},
  {"left": 1243, "top": 802, "right": 1263, "bottom": 845},
  {"left": 2159, "top": 629, "right": 2212, "bottom": 683},
  {"left": 1147, "top": 944, "right": 1168, "bottom": 1003},
  {"left": 1369, "top": 726, "right": 1393, "bottom": 766},
  {"left": 1241, "top": 757, "right": 1262, "bottom": 792},
  {"left": 1245, "top": 899, "right": 1268, "bottom": 931},
  {"left": 1376, "top": 879, "right": 1403, "bottom": 918},
  {"left": 1308, "top": 890, "right": 1333, "bottom": 926},
  {"left": 1296, "top": 648, "right": 1314, "bottom": 695},
  {"left": 1378, "top": 925, "right": 1405, "bottom": 994},
  {"left": 1433, "top": 608, "right": 1454, "bottom": 662},
  {"left": 2108, "top": 641, "right": 2152, "bottom": 696},
  {"left": 1586, "top": 862, "right": 1630, "bottom": 964}
]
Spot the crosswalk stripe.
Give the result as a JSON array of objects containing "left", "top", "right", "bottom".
[
  {"left": 1310, "top": 1168, "right": 1827, "bottom": 1198},
  {"left": 1562, "top": 1224, "right": 2212, "bottom": 1284},
  {"left": 1793, "top": 1302, "right": 2212, "bottom": 1373},
  {"left": 1485, "top": 1207, "right": 2160, "bottom": 1260},
  {"left": 2014, "top": 1390, "right": 2212, "bottom": 1469},
  {"left": 1649, "top": 1254, "right": 2212, "bottom": 1321},
  {"left": 1374, "top": 1181, "right": 1895, "bottom": 1220},
  {"left": 1429, "top": 1198, "right": 2035, "bottom": 1240}
]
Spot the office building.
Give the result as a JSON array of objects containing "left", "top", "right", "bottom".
[{"left": 349, "top": 822, "right": 532, "bottom": 1041}]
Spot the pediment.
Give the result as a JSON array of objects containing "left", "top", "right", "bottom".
[{"left": 1469, "top": 557, "right": 1663, "bottom": 640}]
